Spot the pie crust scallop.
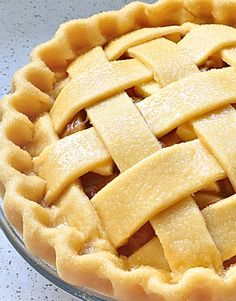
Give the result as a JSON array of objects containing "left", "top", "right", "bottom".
[{"left": 1, "top": 1, "right": 236, "bottom": 300}]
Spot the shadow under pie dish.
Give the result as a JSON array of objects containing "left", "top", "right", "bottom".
[{"left": 2, "top": 0, "right": 236, "bottom": 300}]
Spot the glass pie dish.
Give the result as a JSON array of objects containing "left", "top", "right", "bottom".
[{"left": 0, "top": 197, "right": 111, "bottom": 301}]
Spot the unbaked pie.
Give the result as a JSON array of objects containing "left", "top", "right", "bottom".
[{"left": 2, "top": 0, "right": 236, "bottom": 300}]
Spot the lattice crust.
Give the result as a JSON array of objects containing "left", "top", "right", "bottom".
[{"left": 2, "top": 1, "right": 236, "bottom": 300}]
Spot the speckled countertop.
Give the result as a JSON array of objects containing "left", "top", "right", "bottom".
[{"left": 0, "top": 0, "right": 153, "bottom": 300}]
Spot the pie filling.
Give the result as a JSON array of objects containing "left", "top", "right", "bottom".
[
  {"left": 4, "top": 10, "right": 236, "bottom": 294},
  {"left": 60, "top": 110, "right": 89, "bottom": 138}
]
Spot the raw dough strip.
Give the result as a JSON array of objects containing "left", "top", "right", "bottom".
[
  {"left": 67, "top": 46, "right": 108, "bottom": 78},
  {"left": 52, "top": 183, "right": 102, "bottom": 239},
  {"left": 68, "top": 46, "right": 161, "bottom": 172},
  {"left": 33, "top": 127, "right": 113, "bottom": 205},
  {"left": 137, "top": 67, "right": 236, "bottom": 137},
  {"left": 128, "top": 38, "right": 199, "bottom": 87},
  {"left": 192, "top": 105, "right": 236, "bottom": 190},
  {"left": 221, "top": 47, "right": 236, "bottom": 66},
  {"left": 151, "top": 198, "right": 222, "bottom": 280},
  {"left": 87, "top": 92, "right": 161, "bottom": 172},
  {"left": 203, "top": 194, "right": 236, "bottom": 261},
  {"left": 128, "top": 237, "right": 170, "bottom": 271},
  {"left": 105, "top": 23, "right": 195, "bottom": 60},
  {"left": 150, "top": 105, "right": 236, "bottom": 274},
  {"left": 134, "top": 80, "right": 161, "bottom": 97},
  {"left": 76, "top": 45, "right": 163, "bottom": 262},
  {"left": 92, "top": 139, "right": 225, "bottom": 248},
  {"left": 178, "top": 24, "right": 236, "bottom": 65},
  {"left": 50, "top": 58, "right": 152, "bottom": 134}
]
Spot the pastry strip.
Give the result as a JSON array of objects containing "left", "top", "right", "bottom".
[
  {"left": 221, "top": 47, "right": 236, "bottom": 66},
  {"left": 151, "top": 198, "right": 222, "bottom": 279},
  {"left": 53, "top": 183, "right": 101, "bottom": 237},
  {"left": 134, "top": 80, "right": 161, "bottom": 97},
  {"left": 128, "top": 237, "right": 170, "bottom": 271},
  {"left": 51, "top": 59, "right": 152, "bottom": 133},
  {"left": 87, "top": 92, "right": 161, "bottom": 172},
  {"left": 67, "top": 46, "right": 107, "bottom": 77},
  {"left": 93, "top": 139, "right": 225, "bottom": 248},
  {"left": 193, "top": 105, "right": 236, "bottom": 190},
  {"left": 203, "top": 194, "right": 236, "bottom": 261},
  {"left": 34, "top": 128, "right": 112, "bottom": 205},
  {"left": 137, "top": 67, "right": 236, "bottom": 137},
  {"left": 178, "top": 24, "right": 236, "bottom": 65},
  {"left": 105, "top": 23, "right": 195, "bottom": 60},
  {"left": 128, "top": 38, "right": 199, "bottom": 87}
]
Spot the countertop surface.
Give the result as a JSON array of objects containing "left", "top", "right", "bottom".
[{"left": 0, "top": 0, "right": 152, "bottom": 300}]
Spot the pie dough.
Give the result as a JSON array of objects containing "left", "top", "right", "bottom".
[{"left": 2, "top": 1, "right": 236, "bottom": 300}]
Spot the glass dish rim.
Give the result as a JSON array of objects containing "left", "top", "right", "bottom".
[{"left": 0, "top": 198, "right": 113, "bottom": 301}]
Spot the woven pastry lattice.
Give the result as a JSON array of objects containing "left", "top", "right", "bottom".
[{"left": 2, "top": 1, "right": 236, "bottom": 300}]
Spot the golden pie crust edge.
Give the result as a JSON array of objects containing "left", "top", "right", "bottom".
[{"left": 1, "top": 0, "right": 236, "bottom": 300}]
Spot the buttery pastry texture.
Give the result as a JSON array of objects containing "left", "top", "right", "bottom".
[{"left": 2, "top": 0, "right": 236, "bottom": 300}]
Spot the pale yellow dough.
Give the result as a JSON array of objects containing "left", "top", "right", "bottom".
[
  {"left": 105, "top": 23, "right": 195, "bottom": 60},
  {"left": 137, "top": 67, "right": 236, "bottom": 137},
  {"left": 151, "top": 198, "right": 222, "bottom": 280},
  {"left": 128, "top": 237, "right": 170, "bottom": 271},
  {"left": 193, "top": 105, "right": 236, "bottom": 190},
  {"left": 203, "top": 195, "right": 236, "bottom": 261},
  {"left": 93, "top": 140, "right": 225, "bottom": 248},
  {"left": 134, "top": 80, "right": 161, "bottom": 97},
  {"left": 34, "top": 128, "right": 112, "bottom": 205},
  {"left": 3, "top": 3, "right": 236, "bottom": 300},
  {"left": 128, "top": 37, "right": 199, "bottom": 86},
  {"left": 51, "top": 58, "right": 152, "bottom": 133},
  {"left": 178, "top": 24, "right": 236, "bottom": 65},
  {"left": 87, "top": 93, "right": 160, "bottom": 172}
]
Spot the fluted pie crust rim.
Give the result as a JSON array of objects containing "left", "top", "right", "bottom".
[{"left": 1, "top": 1, "right": 236, "bottom": 300}]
